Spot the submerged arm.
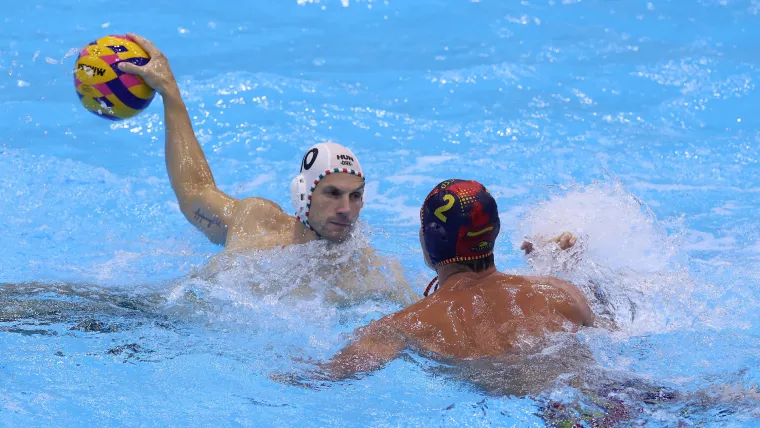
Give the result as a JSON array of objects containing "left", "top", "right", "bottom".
[{"left": 318, "top": 320, "right": 407, "bottom": 380}]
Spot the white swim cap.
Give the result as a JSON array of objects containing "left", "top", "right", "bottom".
[{"left": 290, "top": 142, "right": 365, "bottom": 228}]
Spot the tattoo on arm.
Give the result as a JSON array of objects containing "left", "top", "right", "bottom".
[{"left": 193, "top": 208, "right": 223, "bottom": 229}]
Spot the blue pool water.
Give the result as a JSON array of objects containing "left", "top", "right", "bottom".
[{"left": 2, "top": 0, "right": 760, "bottom": 425}]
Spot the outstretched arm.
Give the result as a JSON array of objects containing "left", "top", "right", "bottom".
[
  {"left": 118, "top": 34, "right": 241, "bottom": 245},
  {"left": 317, "top": 320, "right": 407, "bottom": 380}
]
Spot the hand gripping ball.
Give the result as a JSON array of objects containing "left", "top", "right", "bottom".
[{"left": 74, "top": 35, "right": 155, "bottom": 120}]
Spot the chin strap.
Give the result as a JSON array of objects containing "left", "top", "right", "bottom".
[{"left": 423, "top": 276, "right": 439, "bottom": 297}]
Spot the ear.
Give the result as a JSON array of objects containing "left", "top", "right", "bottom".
[{"left": 424, "top": 222, "right": 448, "bottom": 241}]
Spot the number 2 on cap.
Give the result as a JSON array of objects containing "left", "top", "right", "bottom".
[{"left": 434, "top": 194, "right": 455, "bottom": 223}]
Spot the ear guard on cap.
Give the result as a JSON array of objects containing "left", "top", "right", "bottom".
[
  {"left": 424, "top": 222, "right": 450, "bottom": 241},
  {"left": 290, "top": 174, "right": 308, "bottom": 221}
]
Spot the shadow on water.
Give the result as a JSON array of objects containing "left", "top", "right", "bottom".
[
  {"left": 420, "top": 333, "right": 760, "bottom": 427},
  {"left": 0, "top": 281, "right": 164, "bottom": 324},
  {"left": 0, "top": 281, "right": 183, "bottom": 345}
]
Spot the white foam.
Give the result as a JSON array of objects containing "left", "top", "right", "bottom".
[
  {"left": 513, "top": 179, "right": 679, "bottom": 273},
  {"left": 161, "top": 221, "right": 413, "bottom": 337},
  {"left": 506, "top": 179, "right": 743, "bottom": 336}
]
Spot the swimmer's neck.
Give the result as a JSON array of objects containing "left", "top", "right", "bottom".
[
  {"left": 436, "top": 264, "right": 498, "bottom": 289},
  {"left": 291, "top": 220, "right": 355, "bottom": 252},
  {"left": 293, "top": 220, "right": 319, "bottom": 244}
]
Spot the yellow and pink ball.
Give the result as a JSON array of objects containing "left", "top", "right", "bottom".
[{"left": 73, "top": 35, "right": 155, "bottom": 120}]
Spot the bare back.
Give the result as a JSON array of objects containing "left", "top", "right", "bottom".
[{"left": 385, "top": 272, "right": 594, "bottom": 359}]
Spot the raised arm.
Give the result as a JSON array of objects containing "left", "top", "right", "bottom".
[{"left": 118, "top": 33, "right": 239, "bottom": 245}]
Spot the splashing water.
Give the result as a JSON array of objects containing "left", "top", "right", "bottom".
[
  {"left": 157, "top": 222, "right": 413, "bottom": 343},
  {"left": 509, "top": 179, "right": 744, "bottom": 337}
]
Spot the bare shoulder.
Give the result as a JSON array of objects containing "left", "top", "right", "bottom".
[
  {"left": 236, "top": 196, "right": 286, "bottom": 212},
  {"left": 522, "top": 275, "right": 594, "bottom": 326},
  {"left": 235, "top": 197, "right": 287, "bottom": 217},
  {"left": 522, "top": 275, "right": 579, "bottom": 293},
  {"left": 230, "top": 197, "right": 294, "bottom": 233}
]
